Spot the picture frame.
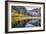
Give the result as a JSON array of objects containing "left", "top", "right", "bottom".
[{"left": 5, "top": 1, "right": 45, "bottom": 33}]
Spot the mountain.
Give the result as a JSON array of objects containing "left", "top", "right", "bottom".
[{"left": 26, "top": 7, "right": 41, "bottom": 17}]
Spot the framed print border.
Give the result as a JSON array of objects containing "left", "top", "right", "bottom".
[{"left": 5, "top": 1, "right": 45, "bottom": 33}]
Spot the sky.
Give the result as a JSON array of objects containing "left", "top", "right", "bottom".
[{"left": 24, "top": 6, "right": 40, "bottom": 10}]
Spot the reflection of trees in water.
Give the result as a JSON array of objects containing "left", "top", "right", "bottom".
[
  {"left": 25, "top": 19, "right": 41, "bottom": 27},
  {"left": 12, "top": 19, "right": 31, "bottom": 28},
  {"left": 12, "top": 19, "right": 41, "bottom": 28},
  {"left": 30, "top": 19, "right": 41, "bottom": 26}
]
